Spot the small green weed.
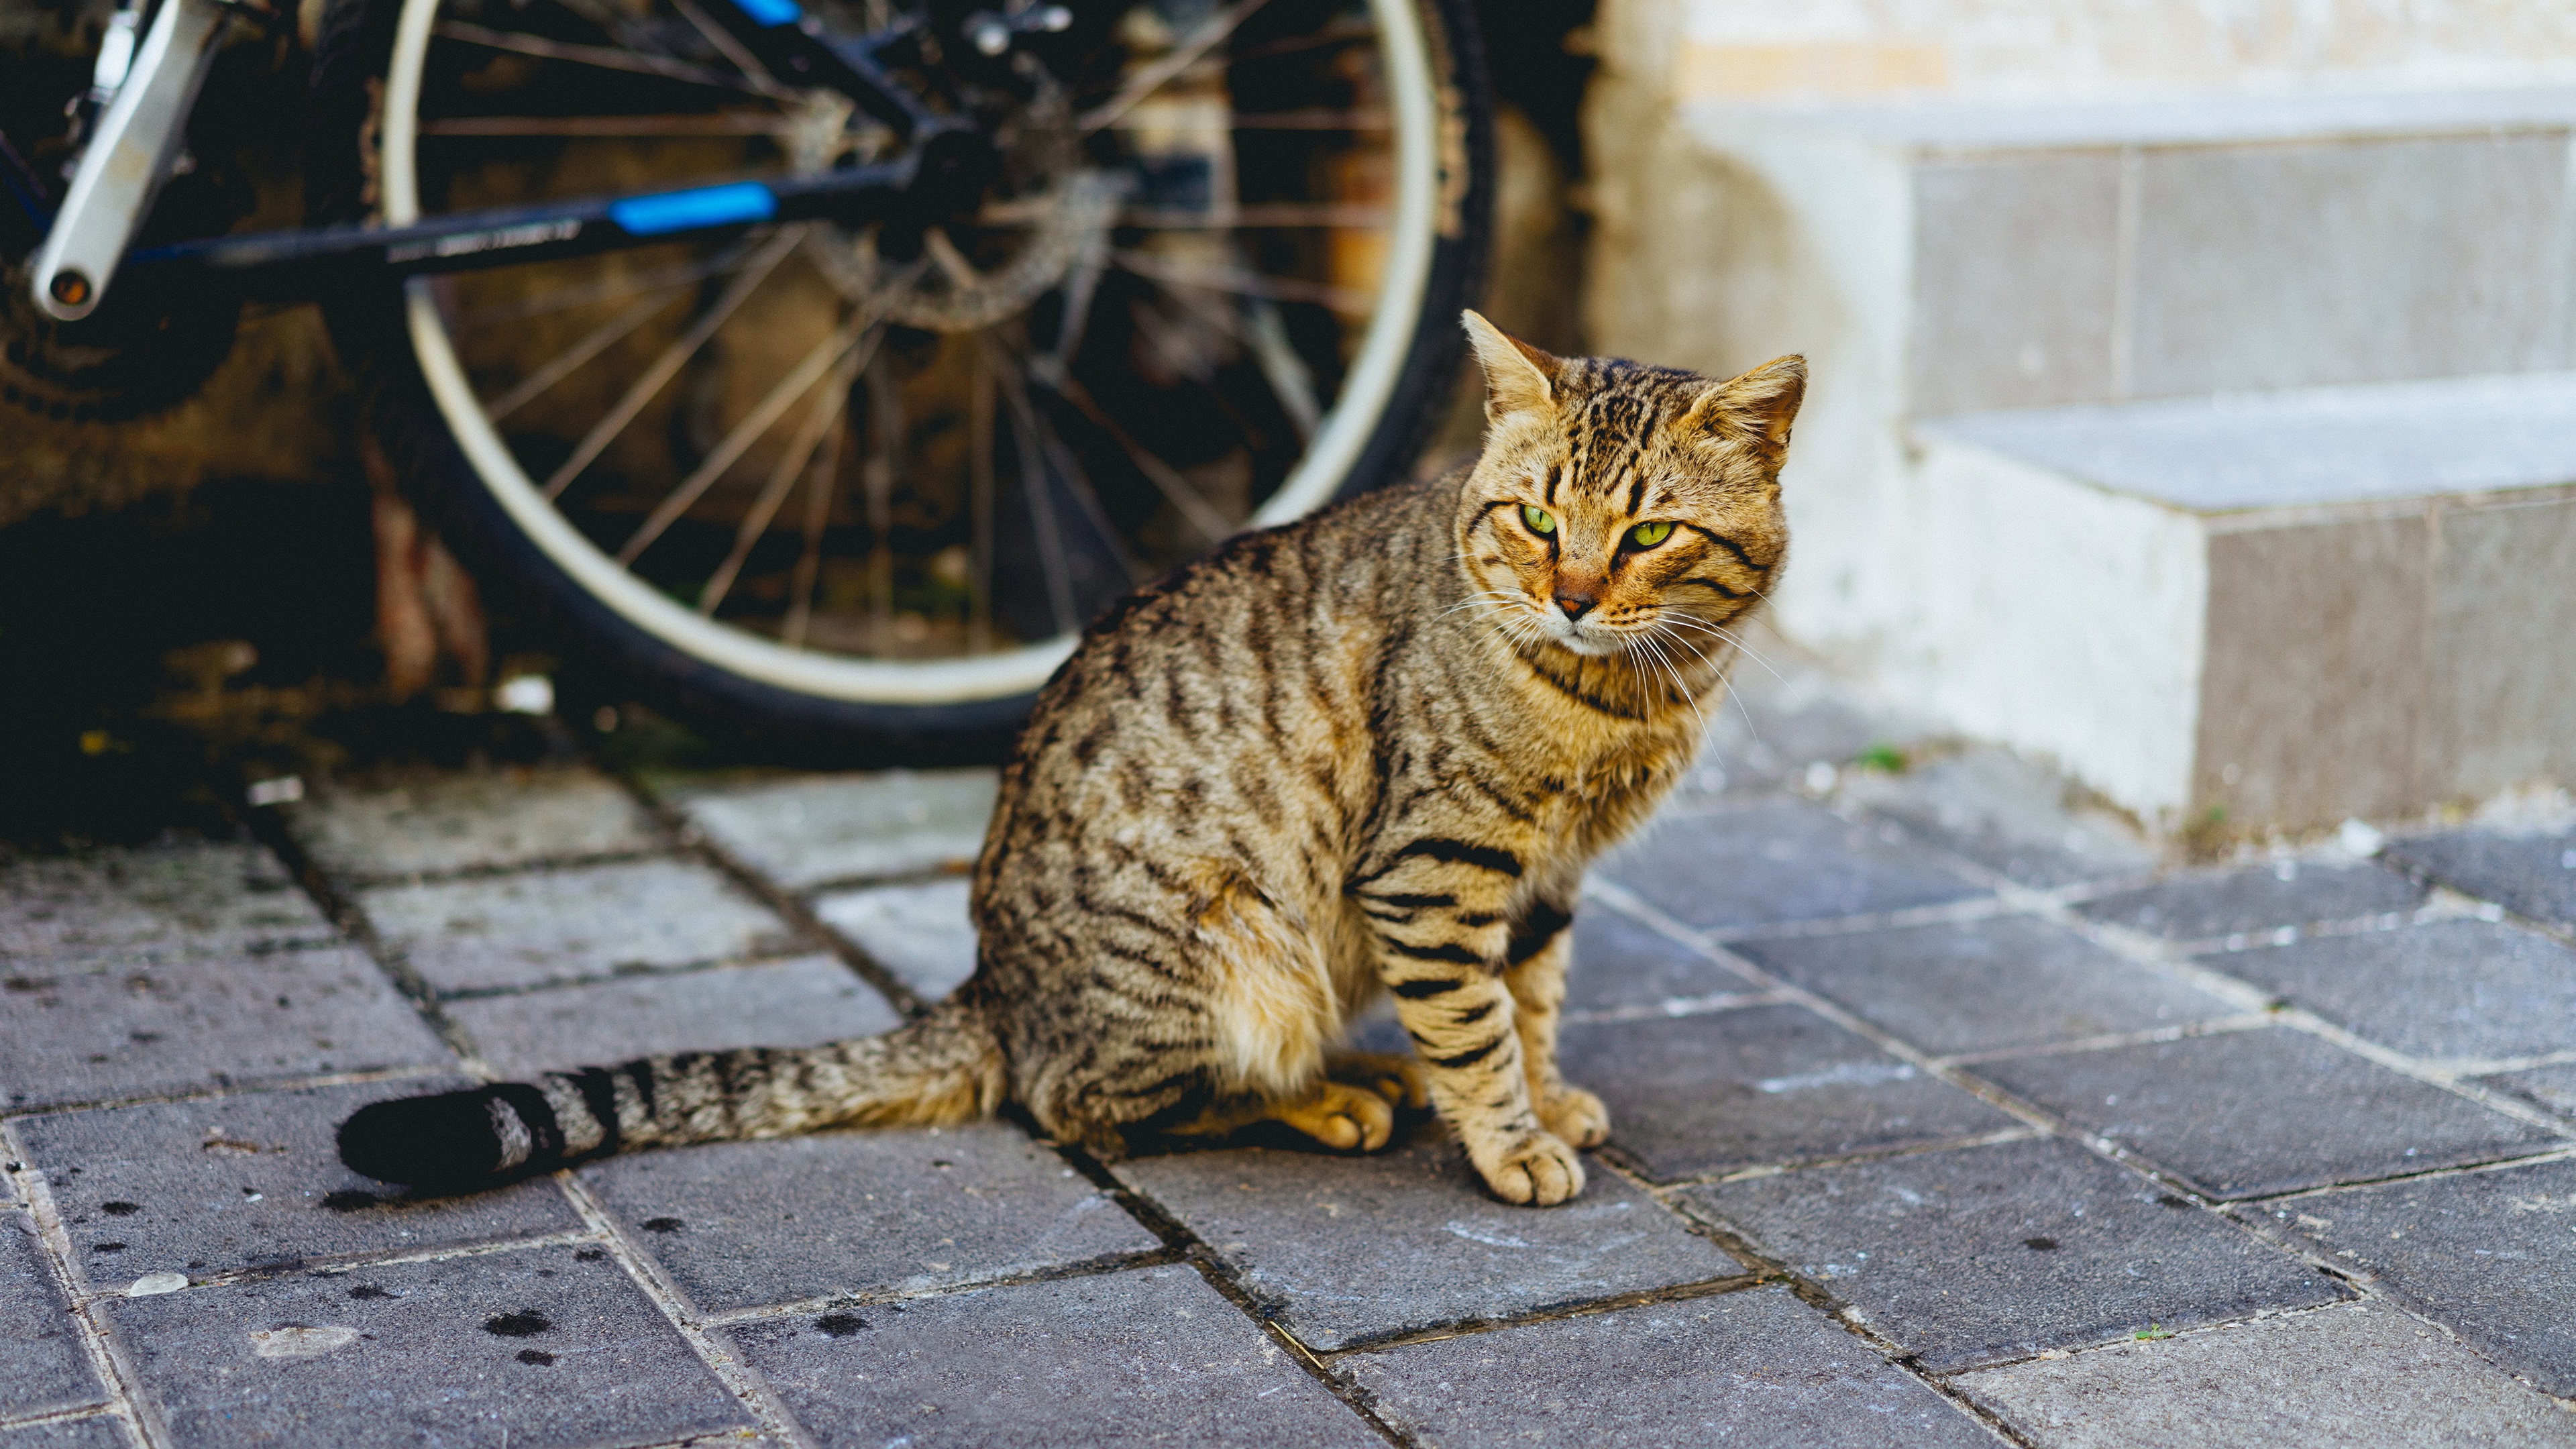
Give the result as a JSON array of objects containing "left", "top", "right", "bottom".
[
  {"left": 2133, "top": 1324, "right": 2176, "bottom": 1341},
  {"left": 1852, "top": 742, "right": 1909, "bottom": 775}
]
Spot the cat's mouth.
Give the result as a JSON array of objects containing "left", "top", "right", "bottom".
[{"left": 1542, "top": 612, "right": 1623, "bottom": 658}]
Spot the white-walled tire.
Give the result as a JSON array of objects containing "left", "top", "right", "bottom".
[{"left": 310, "top": 0, "right": 1495, "bottom": 761}]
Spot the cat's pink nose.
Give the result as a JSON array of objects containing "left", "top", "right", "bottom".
[{"left": 1554, "top": 588, "right": 1597, "bottom": 620}]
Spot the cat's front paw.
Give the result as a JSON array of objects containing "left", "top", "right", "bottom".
[
  {"left": 1477, "top": 1131, "right": 1585, "bottom": 1206},
  {"left": 1537, "top": 1085, "right": 1609, "bottom": 1149}
]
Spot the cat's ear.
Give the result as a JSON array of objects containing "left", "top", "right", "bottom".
[
  {"left": 1461, "top": 310, "right": 1560, "bottom": 421},
  {"left": 1682, "top": 356, "right": 1807, "bottom": 449}
]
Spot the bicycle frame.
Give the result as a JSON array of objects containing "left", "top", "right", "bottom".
[{"left": 22, "top": 0, "right": 1046, "bottom": 320}]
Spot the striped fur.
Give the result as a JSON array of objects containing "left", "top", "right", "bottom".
[{"left": 338, "top": 313, "right": 1803, "bottom": 1207}]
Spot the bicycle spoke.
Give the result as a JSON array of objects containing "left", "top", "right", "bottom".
[
  {"left": 462, "top": 248, "right": 747, "bottom": 327},
  {"left": 1121, "top": 203, "right": 1389, "bottom": 229},
  {"left": 863, "top": 350, "right": 898, "bottom": 645},
  {"left": 487, "top": 284, "right": 688, "bottom": 421},
  {"left": 987, "top": 339, "right": 1077, "bottom": 635},
  {"left": 616, "top": 303, "right": 887, "bottom": 566},
  {"left": 782, "top": 409, "right": 845, "bottom": 650},
  {"left": 699, "top": 345, "right": 862, "bottom": 616},
  {"left": 969, "top": 341, "right": 995, "bottom": 653},
  {"left": 666, "top": 0, "right": 796, "bottom": 99},
  {"left": 423, "top": 113, "right": 796, "bottom": 137},
  {"left": 998, "top": 356, "right": 1143, "bottom": 586},
  {"left": 1110, "top": 247, "right": 1368, "bottom": 313},
  {"left": 1042, "top": 368, "right": 1232, "bottom": 544},
  {"left": 1242, "top": 297, "right": 1321, "bottom": 441},
  {"left": 1102, "top": 107, "right": 1389, "bottom": 131},
  {"left": 542, "top": 223, "right": 805, "bottom": 501},
  {"left": 433, "top": 21, "right": 765, "bottom": 95},
  {"left": 1079, "top": 0, "right": 1273, "bottom": 136}
]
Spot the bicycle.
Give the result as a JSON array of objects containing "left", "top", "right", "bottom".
[{"left": 3, "top": 0, "right": 1495, "bottom": 761}]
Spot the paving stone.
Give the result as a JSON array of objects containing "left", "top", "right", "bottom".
[
  {"left": 1842, "top": 745, "right": 2160, "bottom": 889},
  {"left": 2275, "top": 1156, "right": 2576, "bottom": 1396},
  {"left": 0, "top": 1417, "right": 125, "bottom": 1449},
  {"left": 1735, "top": 916, "right": 2239, "bottom": 1057},
  {"left": 2, "top": 1212, "right": 103, "bottom": 1419},
  {"left": 285, "top": 768, "right": 661, "bottom": 881},
  {"left": 1560, "top": 1004, "right": 2018, "bottom": 1181},
  {"left": 731, "top": 1265, "right": 1377, "bottom": 1448},
  {"left": 2483, "top": 1063, "right": 2576, "bottom": 1119},
  {"left": 103, "top": 1240, "right": 747, "bottom": 1449},
  {"left": 1116, "top": 1135, "right": 1739, "bottom": 1350},
  {"left": 811, "top": 878, "right": 978, "bottom": 1000},
  {"left": 1603, "top": 799, "right": 1988, "bottom": 934},
  {"left": 1976, "top": 1027, "right": 2561, "bottom": 1199},
  {"left": 1342, "top": 1283, "right": 1996, "bottom": 1448},
  {"left": 2386, "top": 828, "right": 2576, "bottom": 930},
  {"left": 581, "top": 1124, "right": 1155, "bottom": 1314},
  {"left": 13, "top": 1078, "right": 579, "bottom": 1285},
  {"left": 360, "top": 857, "right": 799, "bottom": 996},
  {"left": 673, "top": 769, "right": 997, "bottom": 892},
  {"left": 2210, "top": 920, "right": 2576, "bottom": 1061},
  {"left": 444, "top": 955, "right": 900, "bottom": 1078},
  {"left": 1682, "top": 1136, "right": 2343, "bottom": 1373},
  {"left": 0, "top": 841, "right": 336, "bottom": 963},
  {"left": 1955, "top": 1301, "right": 2576, "bottom": 1448},
  {"left": 2074, "top": 859, "right": 2424, "bottom": 941},
  {"left": 1562, "top": 906, "right": 1749, "bottom": 1013},
  {"left": 0, "top": 946, "right": 454, "bottom": 1111}
]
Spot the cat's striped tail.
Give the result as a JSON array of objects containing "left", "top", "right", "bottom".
[{"left": 335, "top": 998, "right": 1006, "bottom": 1188}]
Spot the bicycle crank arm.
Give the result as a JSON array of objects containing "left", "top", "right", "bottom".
[
  {"left": 32, "top": 0, "right": 233, "bottom": 321},
  {"left": 121, "top": 158, "right": 923, "bottom": 301}
]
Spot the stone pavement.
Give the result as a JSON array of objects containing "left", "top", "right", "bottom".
[{"left": 6, "top": 667, "right": 2576, "bottom": 1447}]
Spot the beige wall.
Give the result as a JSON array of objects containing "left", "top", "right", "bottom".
[{"left": 1611, "top": 0, "right": 2576, "bottom": 106}]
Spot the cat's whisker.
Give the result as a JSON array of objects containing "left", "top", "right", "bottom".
[
  {"left": 1658, "top": 613, "right": 1788, "bottom": 690},
  {"left": 1652, "top": 619, "right": 1766, "bottom": 749}
]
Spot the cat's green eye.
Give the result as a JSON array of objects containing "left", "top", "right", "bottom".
[
  {"left": 1629, "top": 520, "right": 1674, "bottom": 549},
  {"left": 1521, "top": 504, "right": 1556, "bottom": 537}
]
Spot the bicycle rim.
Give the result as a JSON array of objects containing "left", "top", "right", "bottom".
[{"left": 377, "top": 0, "right": 1447, "bottom": 707}]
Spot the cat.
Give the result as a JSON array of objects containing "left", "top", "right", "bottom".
[{"left": 338, "top": 313, "right": 1803, "bottom": 1207}]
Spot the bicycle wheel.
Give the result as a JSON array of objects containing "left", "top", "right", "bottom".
[{"left": 309, "top": 0, "right": 1493, "bottom": 761}]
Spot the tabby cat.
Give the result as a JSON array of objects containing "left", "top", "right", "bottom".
[{"left": 339, "top": 314, "right": 1803, "bottom": 1207}]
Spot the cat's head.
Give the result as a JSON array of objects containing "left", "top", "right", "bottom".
[{"left": 1452, "top": 311, "right": 1803, "bottom": 663}]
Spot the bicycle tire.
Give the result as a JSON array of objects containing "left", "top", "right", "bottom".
[{"left": 309, "top": 0, "right": 1495, "bottom": 763}]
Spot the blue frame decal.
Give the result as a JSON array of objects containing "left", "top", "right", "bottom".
[
  {"left": 727, "top": 0, "right": 801, "bottom": 27},
  {"left": 609, "top": 182, "right": 779, "bottom": 237}
]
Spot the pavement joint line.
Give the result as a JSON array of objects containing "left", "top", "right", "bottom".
[
  {"left": 321, "top": 845, "right": 682, "bottom": 894},
  {"left": 1, "top": 1065, "right": 458, "bottom": 1124},
  {"left": 3, "top": 1122, "right": 165, "bottom": 1449},
  {"left": 2401, "top": 1046, "right": 2576, "bottom": 1079},
  {"left": 1930, "top": 1014, "right": 2280, "bottom": 1068},
  {"left": 1697, "top": 892, "right": 2015, "bottom": 946},
  {"left": 788, "top": 865, "right": 977, "bottom": 902},
  {"left": 1621, "top": 1152, "right": 2041, "bottom": 1449},
  {"left": 693, "top": 1246, "right": 1186, "bottom": 1328},
  {"left": 1032, "top": 1128, "right": 1419, "bottom": 1447},
  {"left": 613, "top": 773, "right": 927, "bottom": 1020},
  {"left": 0, "top": 1405, "right": 127, "bottom": 1436},
  {"left": 552, "top": 1169, "right": 822, "bottom": 1449},
  {"left": 1664, "top": 1125, "right": 2053, "bottom": 1187},
  {"left": 2392, "top": 870, "right": 2576, "bottom": 953},
  {"left": 2237, "top": 1141, "right": 2576, "bottom": 1208},
  {"left": 2193, "top": 1193, "right": 2576, "bottom": 1392},
  {"left": 422, "top": 945, "right": 854, "bottom": 1003},
  {"left": 1316, "top": 1269, "right": 1775, "bottom": 1357},
  {"left": 1557, "top": 988, "right": 1787, "bottom": 1026},
  {"left": 58, "top": 1229, "right": 610, "bottom": 1307},
  {"left": 239, "top": 798, "right": 490, "bottom": 1071}
]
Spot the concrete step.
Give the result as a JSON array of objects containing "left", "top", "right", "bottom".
[
  {"left": 1896, "top": 372, "right": 2576, "bottom": 835},
  {"left": 1587, "top": 84, "right": 2576, "bottom": 833}
]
